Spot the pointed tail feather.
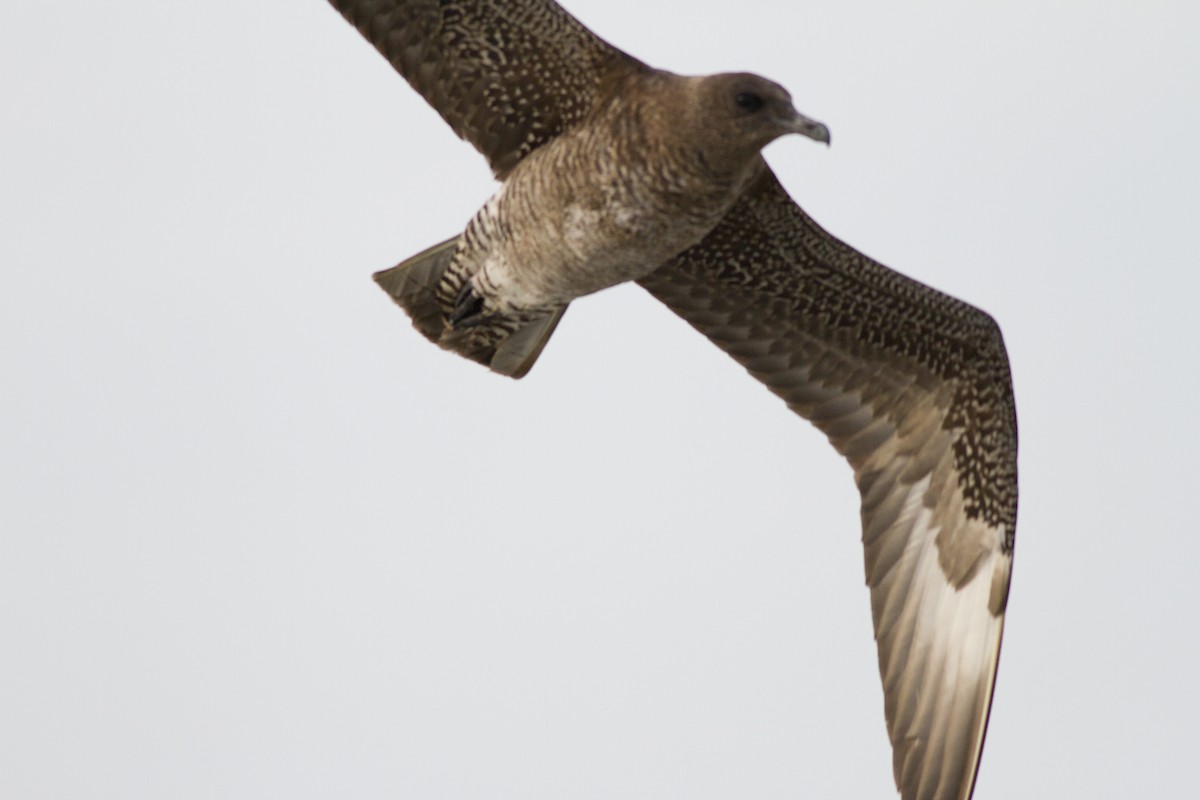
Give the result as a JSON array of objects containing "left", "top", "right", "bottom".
[
  {"left": 373, "top": 237, "right": 457, "bottom": 343},
  {"left": 372, "top": 237, "right": 566, "bottom": 379}
]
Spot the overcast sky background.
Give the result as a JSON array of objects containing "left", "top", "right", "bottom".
[{"left": 3, "top": 1, "right": 1198, "bottom": 798}]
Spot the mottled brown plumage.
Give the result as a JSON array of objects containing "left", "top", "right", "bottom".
[
  {"left": 640, "top": 169, "right": 1016, "bottom": 798},
  {"left": 325, "top": 2, "right": 1017, "bottom": 799},
  {"left": 329, "top": 0, "right": 630, "bottom": 177}
]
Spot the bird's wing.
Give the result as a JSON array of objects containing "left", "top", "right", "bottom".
[
  {"left": 326, "top": 0, "right": 635, "bottom": 177},
  {"left": 638, "top": 165, "right": 1017, "bottom": 800}
]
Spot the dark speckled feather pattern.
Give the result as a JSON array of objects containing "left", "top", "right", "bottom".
[
  {"left": 327, "top": 0, "right": 634, "bottom": 177},
  {"left": 640, "top": 167, "right": 1017, "bottom": 800},
  {"left": 325, "top": 3, "right": 1018, "bottom": 798},
  {"left": 643, "top": 168, "right": 1018, "bottom": 540}
]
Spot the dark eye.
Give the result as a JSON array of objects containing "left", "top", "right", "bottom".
[{"left": 734, "top": 91, "right": 764, "bottom": 112}]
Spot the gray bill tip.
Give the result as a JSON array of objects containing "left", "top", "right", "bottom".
[{"left": 788, "top": 110, "right": 831, "bottom": 146}]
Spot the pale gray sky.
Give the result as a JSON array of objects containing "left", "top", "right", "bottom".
[{"left": 2, "top": 1, "right": 1198, "bottom": 798}]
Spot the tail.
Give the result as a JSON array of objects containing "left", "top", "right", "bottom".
[{"left": 372, "top": 237, "right": 566, "bottom": 379}]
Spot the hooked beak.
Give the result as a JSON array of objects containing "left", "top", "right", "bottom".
[{"left": 783, "top": 107, "right": 831, "bottom": 146}]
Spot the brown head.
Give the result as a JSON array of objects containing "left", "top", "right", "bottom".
[{"left": 681, "top": 72, "right": 830, "bottom": 171}]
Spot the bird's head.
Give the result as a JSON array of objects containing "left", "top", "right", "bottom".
[{"left": 686, "top": 72, "right": 829, "bottom": 165}]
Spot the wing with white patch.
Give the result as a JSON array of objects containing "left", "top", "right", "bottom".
[{"left": 639, "top": 165, "right": 1017, "bottom": 800}]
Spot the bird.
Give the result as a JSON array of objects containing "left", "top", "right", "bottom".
[{"left": 324, "top": 2, "right": 1017, "bottom": 799}]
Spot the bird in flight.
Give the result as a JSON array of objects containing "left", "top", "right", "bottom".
[{"left": 325, "top": 2, "right": 1017, "bottom": 798}]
